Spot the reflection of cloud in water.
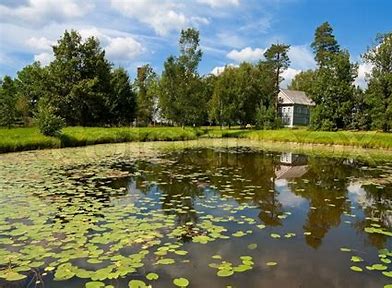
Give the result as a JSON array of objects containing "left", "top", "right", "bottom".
[
  {"left": 275, "top": 179, "right": 306, "bottom": 208},
  {"left": 347, "top": 182, "right": 366, "bottom": 202}
]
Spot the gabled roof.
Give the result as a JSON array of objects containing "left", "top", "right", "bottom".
[{"left": 278, "top": 89, "right": 315, "bottom": 106}]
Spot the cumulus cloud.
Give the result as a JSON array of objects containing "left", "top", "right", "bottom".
[
  {"left": 110, "top": 0, "right": 189, "bottom": 36},
  {"left": 226, "top": 47, "right": 264, "bottom": 62},
  {"left": 355, "top": 62, "right": 372, "bottom": 88},
  {"left": 197, "top": 0, "right": 240, "bottom": 8},
  {"left": 34, "top": 52, "right": 54, "bottom": 66},
  {"left": 281, "top": 67, "right": 301, "bottom": 88},
  {"left": 26, "top": 37, "right": 54, "bottom": 51},
  {"left": 288, "top": 45, "right": 315, "bottom": 70},
  {"left": 0, "top": 0, "right": 94, "bottom": 26},
  {"left": 210, "top": 63, "right": 238, "bottom": 75},
  {"left": 105, "top": 37, "right": 144, "bottom": 61}
]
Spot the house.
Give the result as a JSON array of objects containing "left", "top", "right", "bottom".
[
  {"left": 278, "top": 89, "right": 315, "bottom": 127},
  {"left": 275, "top": 152, "right": 309, "bottom": 180}
]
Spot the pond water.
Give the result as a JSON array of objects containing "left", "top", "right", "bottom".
[{"left": 0, "top": 140, "right": 391, "bottom": 288}]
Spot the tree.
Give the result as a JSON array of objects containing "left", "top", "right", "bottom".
[
  {"left": 263, "top": 43, "right": 290, "bottom": 109},
  {"left": 159, "top": 28, "right": 206, "bottom": 126},
  {"left": 209, "top": 62, "right": 276, "bottom": 128},
  {"left": 209, "top": 66, "right": 239, "bottom": 127},
  {"left": 108, "top": 67, "right": 136, "bottom": 125},
  {"left": 311, "top": 21, "right": 340, "bottom": 67},
  {"left": 35, "top": 98, "right": 65, "bottom": 136},
  {"left": 14, "top": 62, "right": 49, "bottom": 125},
  {"left": 135, "top": 65, "right": 157, "bottom": 126},
  {"left": 0, "top": 76, "right": 18, "bottom": 128},
  {"left": 49, "top": 30, "right": 113, "bottom": 126},
  {"left": 363, "top": 32, "right": 392, "bottom": 131},
  {"left": 309, "top": 23, "right": 357, "bottom": 130},
  {"left": 288, "top": 70, "right": 317, "bottom": 96}
]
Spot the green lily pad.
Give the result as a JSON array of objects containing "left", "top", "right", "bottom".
[
  {"left": 351, "top": 256, "right": 363, "bottom": 263},
  {"left": 128, "top": 279, "right": 148, "bottom": 288},
  {"left": 382, "top": 271, "right": 392, "bottom": 278},
  {"left": 173, "top": 277, "right": 189, "bottom": 287},
  {"left": 350, "top": 266, "right": 363, "bottom": 272},
  {"left": 266, "top": 262, "right": 277, "bottom": 266},
  {"left": 247, "top": 243, "right": 257, "bottom": 250},
  {"left": 85, "top": 281, "right": 105, "bottom": 288},
  {"left": 217, "top": 269, "right": 234, "bottom": 277},
  {"left": 146, "top": 272, "right": 159, "bottom": 280}
]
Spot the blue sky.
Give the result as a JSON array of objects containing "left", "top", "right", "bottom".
[{"left": 0, "top": 0, "right": 390, "bottom": 87}]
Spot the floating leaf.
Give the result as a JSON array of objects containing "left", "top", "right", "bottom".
[
  {"left": 85, "top": 281, "right": 105, "bottom": 288},
  {"left": 247, "top": 243, "right": 257, "bottom": 250},
  {"left": 350, "top": 266, "right": 363, "bottom": 272},
  {"left": 351, "top": 256, "right": 363, "bottom": 263},
  {"left": 128, "top": 280, "right": 148, "bottom": 288},
  {"left": 173, "top": 277, "right": 189, "bottom": 287},
  {"left": 146, "top": 272, "right": 159, "bottom": 280},
  {"left": 217, "top": 269, "right": 234, "bottom": 277}
]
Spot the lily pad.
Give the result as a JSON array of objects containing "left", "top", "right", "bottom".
[{"left": 173, "top": 277, "right": 189, "bottom": 287}]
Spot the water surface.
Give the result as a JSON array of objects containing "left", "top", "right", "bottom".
[{"left": 0, "top": 141, "right": 391, "bottom": 288}]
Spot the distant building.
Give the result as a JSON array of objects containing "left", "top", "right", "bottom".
[{"left": 278, "top": 89, "right": 315, "bottom": 127}]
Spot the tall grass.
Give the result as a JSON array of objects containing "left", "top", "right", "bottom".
[
  {"left": 1, "top": 126, "right": 391, "bottom": 154},
  {"left": 0, "top": 127, "right": 204, "bottom": 153},
  {"left": 204, "top": 128, "right": 392, "bottom": 149}
]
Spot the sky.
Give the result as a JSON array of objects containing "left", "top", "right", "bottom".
[{"left": 0, "top": 0, "right": 391, "bottom": 87}]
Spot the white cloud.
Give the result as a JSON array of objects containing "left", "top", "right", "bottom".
[
  {"left": 288, "top": 45, "right": 315, "bottom": 70},
  {"left": 281, "top": 67, "right": 301, "bottom": 88},
  {"left": 226, "top": 47, "right": 264, "bottom": 62},
  {"left": 26, "top": 37, "right": 54, "bottom": 51},
  {"left": 105, "top": 37, "right": 144, "bottom": 61},
  {"left": 355, "top": 62, "right": 372, "bottom": 88},
  {"left": 0, "top": 0, "right": 94, "bottom": 26},
  {"left": 217, "top": 32, "right": 246, "bottom": 49},
  {"left": 210, "top": 63, "right": 238, "bottom": 75},
  {"left": 110, "top": 0, "right": 189, "bottom": 36},
  {"left": 34, "top": 52, "right": 54, "bottom": 66},
  {"left": 197, "top": 0, "right": 240, "bottom": 8}
]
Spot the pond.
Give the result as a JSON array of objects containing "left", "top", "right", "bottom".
[{"left": 0, "top": 140, "right": 391, "bottom": 288}]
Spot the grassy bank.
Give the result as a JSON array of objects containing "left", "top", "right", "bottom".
[
  {"left": 0, "top": 127, "right": 203, "bottom": 153},
  {"left": 204, "top": 128, "right": 392, "bottom": 149},
  {"left": 1, "top": 126, "right": 391, "bottom": 153}
]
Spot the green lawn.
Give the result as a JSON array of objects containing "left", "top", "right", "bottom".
[
  {"left": 1, "top": 126, "right": 391, "bottom": 153},
  {"left": 0, "top": 127, "right": 203, "bottom": 153},
  {"left": 204, "top": 128, "right": 392, "bottom": 149}
]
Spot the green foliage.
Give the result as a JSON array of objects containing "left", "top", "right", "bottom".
[
  {"left": 35, "top": 100, "right": 65, "bottom": 136},
  {"left": 14, "top": 62, "right": 48, "bottom": 125},
  {"left": 209, "top": 62, "right": 276, "bottom": 127},
  {"left": 49, "top": 30, "right": 113, "bottom": 126},
  {"left": 255, "top": 103, "right": 281, "bottom": 129},
  {"left": 135, "top": 65, "right": 158, "bottom": 126},
  {"left": 363, "top": 33, "right": 392, "bottom": 132},
  {"left": 159, "top": 28, "right": 206, "bottom": 126},
  {"left": 309, "top": 23, "right": 357, "bottom": 130},
  {"left": 108, "top": 67, "right": 136, "bottom": 125},
  {"left": 311, "top": 21, "right": 340, "bottom": 67},
  {"left": 288, "top": 70, "right": 317, "bottom": 96},
  {"left": 0, "top": 76, "right": 18, "bottom": 128}
]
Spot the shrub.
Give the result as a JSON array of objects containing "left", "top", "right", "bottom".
[{"left": 35, "top": 101, "right": 65, "bottom": 136}]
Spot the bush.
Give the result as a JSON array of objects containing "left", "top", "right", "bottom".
[
  {"left": 35, "top": 101, "right": 65, "bottom": 136},
  {"left": 255, "top": 104, "right": 281, "bottom": 130}
]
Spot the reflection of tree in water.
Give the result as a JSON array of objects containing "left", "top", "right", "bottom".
[
  {"left": 290, "top": 157, "right": 362, "bottom": 249},
  {"left": 130, "top": 160, "right": 202, "bottom": 226},
  {"left": 161, "top": 148, "right": 285, "bottom": 226},
  {"left": 352, "top": 183, "right": 392, "bottom": 249}
]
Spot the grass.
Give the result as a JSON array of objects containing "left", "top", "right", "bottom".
[
  {"left": 204, "top": 128, "right": 392, "bottom": 149},
  {"left": 1, "top": 126, "right": 391, "bottom": 153},
  {"left": 0, "top": 127, "right": 204, "bottom": 153}
]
